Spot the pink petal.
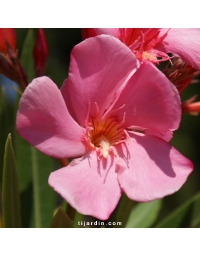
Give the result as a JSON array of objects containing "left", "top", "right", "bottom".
[
  {"left": 16, "top": 76, "right": 87, "bottom": 159},
  {"left": 81, "top": 28, "right": 120, "bottom": 40},
  {"left": 61, "top": 35, "right": 139, "bottom": 127},
  {"left": 157, "top": 28, "right": 200, "bottom": 70},
  {"left": 48, "top": 151, "right": 122, "bottom": 220},
  {"left": 117, "top": 132, "right": 193, "bottom": 202},
  {"left": 111, "top": 62, "right": 181, "bottom": 141},
  {"left": 92, "top": 28, "right": 148, "bottom": 43},
  {"left": 93, "top": 28, "right": 121, "bottom": 38}
]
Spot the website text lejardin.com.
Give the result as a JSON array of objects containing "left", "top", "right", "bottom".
[{"left": 78, "top": 221, "right": 122, "bottom": 227}]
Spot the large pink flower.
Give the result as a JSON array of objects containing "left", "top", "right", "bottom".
[
  {"left": 16, "top": 35, "right": 193, "bottom": 220},
  {"left": 82, "top": 28, "right": 200, "bottom": 69}
]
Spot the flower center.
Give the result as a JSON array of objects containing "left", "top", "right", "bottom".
[
  {"left": 88, "top": 115, "right": 126, "bottom": 158},
  {"left": 137, "top": 51, "right": 158, "bottom": 62},
  {"left": 120, "top": 28, "right": 170, "bottom": 64}
]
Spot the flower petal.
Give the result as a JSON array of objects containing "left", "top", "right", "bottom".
[
  {"left": 157, "top": 29, "right": 200, "bottom": 70},
  {"left": 81, "top": 28, "right": 121, "bottom": 40},
  {"left": 48, "top": 151, "right": 122, "bottom": 220},
  {"left": 93, "top": 28, "right": 121, "bottom": 38},
  {"left": 16, "top": 76, "right": 87, "bottom": 159},
  {"left": 117, "top": 132, "right": 193, "bottom": 202},
  {"left": 111, "top": 62, "right": 181, "bottom": 140},
  {"left": 61, "top": 35, "right": 139, "bottom": 127}
]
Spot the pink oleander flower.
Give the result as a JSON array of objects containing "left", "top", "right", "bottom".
[
  {"left": 16, "top": 35, "right": 193, "bottom": 220},
  {"left": 82, "top": 28, "right": 200, "bottom": 69}
]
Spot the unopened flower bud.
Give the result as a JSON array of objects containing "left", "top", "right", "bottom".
[
  {"left": 33, "top": 28, "right": 47, "bottom": 77},
  {"left": 0, "top": 28, "right": 16, "bottom": 54},
  {"left": 182, "top": 95, "right": 200, "bottom": 115}
]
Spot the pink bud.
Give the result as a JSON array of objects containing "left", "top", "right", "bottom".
[
  {"left": 182, "top": 95, "right": 200, "bottom": 115},
  {"left": 0, "top": 28, "right": 16, "bottom": 53},
  {"left": 33, "top": 28, "right": 47, "bottom": 77}
]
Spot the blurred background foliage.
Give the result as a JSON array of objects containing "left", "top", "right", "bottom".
[
  {"left": 0, "top": 28, "right": 200, "bottom": 228},
  {"left": 15, "top": 28, "right": 82, "bottom": 85}
]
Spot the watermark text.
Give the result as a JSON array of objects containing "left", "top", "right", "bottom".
[{"left": 77, "top": 220, "right": 122, "bottom": 227}]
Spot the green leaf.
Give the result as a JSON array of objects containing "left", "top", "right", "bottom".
[
  {"left": 73, "top": 212, "right": 83, "bottom": 228},
  {"left": 15, "top": 133, "right": 55, "bottom": 228},
  {"left": 0, "top": 87, "right": 5, "bottom": 188},
  {"left": 50, "top": 208, "right": 73, "bottom": 228},
  {"left": 125, "top": 200, "right": 162, "bottom": 228},
  {"left": 2, "top": 134, "right": 22, "bottom": 228},
  {"left": 109, "top": 194, "right": 135, "bottom": 228},
  {"left": 155, "top": 192, "right": 200, "bottom": 228},
  {"left": 20, "top": 28, "right": 36, "bottom": 82},
  {"left": 0, "top": 87, "right": 15, "bottom": 189}
]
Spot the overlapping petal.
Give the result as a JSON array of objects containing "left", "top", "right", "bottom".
[
  {"left": 61, "top": 35, "right": 139, "bottom": 127},
  {"left": 16, "top": 76, "right": 87, "bottom": 159},
  {"left": 82, "top": 28, "right": 121, "bottom": 39},
  {"left": 111, "top": 62, "right": 181, "bottom": 140},
  {"left": 83, "top": 28, "right": 200, "bottom": 71},
  {"left": 93, "top": 28, "right": 121, "bottom": 38},
  {"left": 48, "top": 151, "right": 122, "bottom": 220},
  {"left": 157, "top": 29, "right": 200, "bottom": 70},
  {"left": 117, "top": 132, "right": 193, "bottom": 202}
]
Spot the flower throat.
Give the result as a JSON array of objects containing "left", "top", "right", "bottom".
[{"left": 87, "top": 115, "right": 126, "bottom": 158}]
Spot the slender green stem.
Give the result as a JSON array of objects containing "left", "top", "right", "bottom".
[{"left": 31, "top": 147, "right": 41, "bottom": 228}]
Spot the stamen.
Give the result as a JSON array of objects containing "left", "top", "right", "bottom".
[
  {"left": 136, "top": 32, "right": 144, "bottom": 59},
  {"left": 94, "top": 102, "right": 100, "bottom": 116},
  {"left": 103, "top": 104, "right": 126, "bottom": 119},
  {"left": 120, "top": 112, "right": 126, "bottom": 125},
  {"left": 122, "top": 28, "right": 171, "bottom": 64},
  {"left": 85, "top": 102, "right": 91, "bottom": 127},
  {"left": 86, "top": 114, "right": 127, "bottom": 159}
]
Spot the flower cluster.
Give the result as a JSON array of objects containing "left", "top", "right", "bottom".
[{"left": 16, "top": 29, "right": 199, "bottom": 220}]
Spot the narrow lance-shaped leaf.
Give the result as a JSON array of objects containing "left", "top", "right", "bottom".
[
  {"left": 73, "top": 211, "right": 84, "bottom": 228},
  {"left": 125, "top": 200, "right": 162, "bottom": 228},
  {"left": 15, "top": 133, "right": 55, "bottom": 228},
  {"left": 50, "top": 208, "right": 73, "bottom": 228},
  {"left": 20, "top": 28, "right": 36, "bottom": 82},
  {"left": 108, "top": 194, "right": 135, "bottom": 228},
  {"left": 2, "top": 134, "right": 22, "bottom": 228},
  {"left": 0, "top": 86, "right": 15, "bottom": 188},
  {"left": 155, "top": 191, "right": 200, "bottom": 228}
]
